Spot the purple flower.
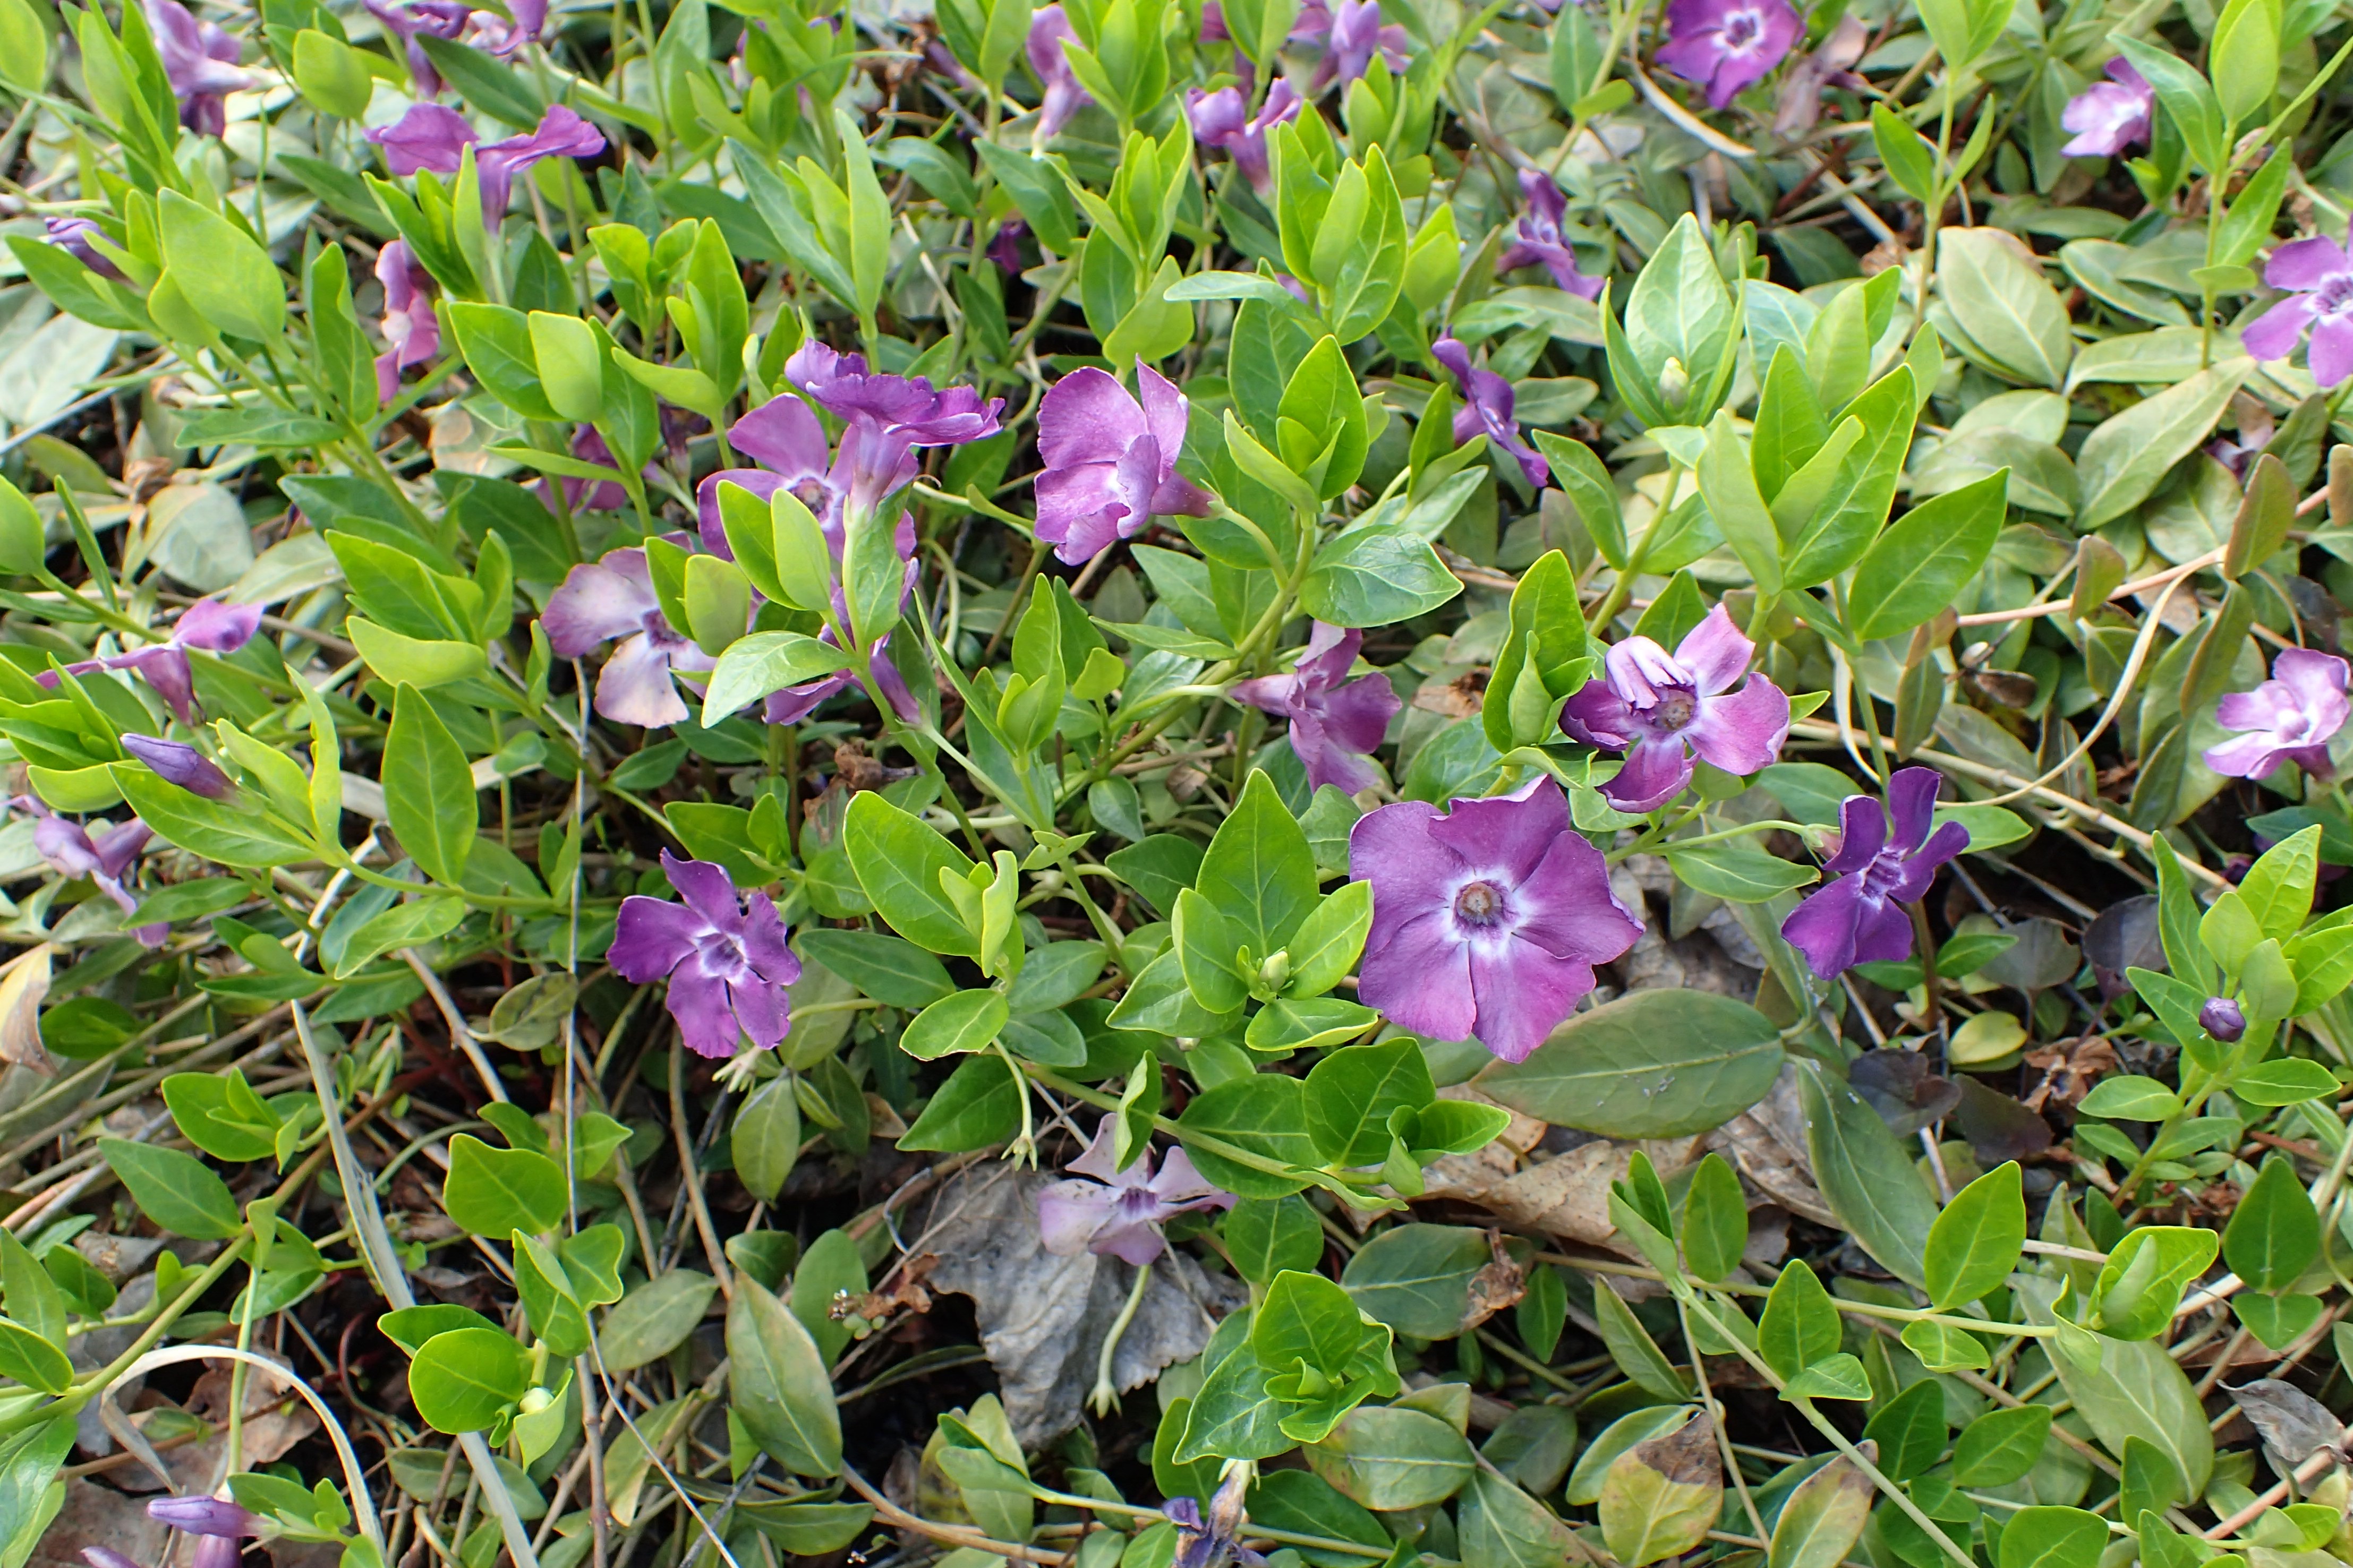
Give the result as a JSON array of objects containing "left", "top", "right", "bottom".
[
  {"left": 1036, "top": 1120, "right": 1235, "bottom": 1266},
  {"left": 1433, "top": 336, "right": 1548, "bottom": 488},
  {"left": 1187, "top": 80, "right": 1302, "bottom": 194},
  {"left": 1496, "top": 170, "right": 1605, "bottom": 301},
  {"left": 609, "top": 852, "right": 800, "bottom": 1059},
  {"left": 36, "top": 813, "right": 165, "bottom": 946},
  {"left": 2203, "top": 647, "right": 2350, "bottom": 780},
  {"left": 45, "top": 218, "right": 124, "bottom": 282},
  {"left": 1034, "top": 363, "right": 1212, "bottom": 565},
  {"left": 1350, "top": 777, "right": 1643, "bottom": 1063},
  {"left": 120, "top": 735, "right": 236, "bottom": 800},
  {"left": 1168, "top": 1471, "right": 1265, "bottom": 1568},
  {"left": 1297, "top": 0, "right": 1408, "bottom": 90},
  {"left": 1771, "top": 12, "right": 1866, "bottom": 135},
  {"left": 785, "top": 340, "right": 1004, "bottom": 520},
  {"left": 1558, "top": 605, "right": 1790, "bottom": 812},
  {"left": 2060, "top": 59, "right": 2154, "bottom": 158},
  {"left": 541, "top": 547, "right": 717, "bottom": 727},
  {"left": 1232, "top": 622, "right": 1402, "bottom": 793},
  {"left": 85, "top": 1549, "right": 147, "bottom": 1568},
  {"left": 1028, "top": 5, "right": 1091, "bottom": 138},
  {"left": 2201, "top": 996, "right": 2247, "bottom": 1042},
  {"left": 146, "top": 1500, "right": 260, "bottom": 1538},
  {"left": 148, "top": 0, "right": 250, "bottom": 136},
  {"left": 1779, "top": 767, "right": 1969, "bottom": 981},
  {"left": 41, "top": 597, "right": 262, "bottom": 725},
  {"left": 545, "top": 426, "right": 635, "bottom": 514},
  {"left": 367, "top": 105, "right": 606, "bottom": 220},
  {"left": 988, "top": 219, "right": 1029, "bottom": 273},
  {"left": 2246, "top": 234, "right": 2353, "bottom": 389},
  {"left": 374, "top": 239, "right": 440, "bottom": 406},
  {"left": 363, "top": 0, "right": 471, "bottom": 92},
  {"left": 1655, "top": 0, "right": 1801, "bottom": 109}
]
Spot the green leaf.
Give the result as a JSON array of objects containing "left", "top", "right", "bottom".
[
  {"left": 1227, "top": 1196, "right": 1325, "bottom": 1285},
  {"left": 1662, "top": 842, "right": 1817, "bottom": 902},
  {"left": 1476, "top": 989, "right": 1782, "bottom": 1138},
  {"left": 1871, "top": 103, "right": 1938, "bottom": 204},
  {"left": 2077, "top": 1075, "right": 2182, "bottom": 1120},
  {"left": 842, "top": 791, "right": 981, "bottom": 957},
  {"left": 1924, "top": 1160, "right": 2025, "bottom": 1308},
  {"left": 1779, "top": 1352, "right": 1872, "bottom": 1401},
  {"left": 1860, "top": 1379, "right": 1948, "bottom": 1483},
  {"left": 2239, "top": 825, "right": 2321, "bottom": 941},
  {"left": 702, "top": 632, "right": 851, "bottom": 724},
  {"left": 1340, "top": 1224, "right": 1494, "bottom": 1340},
  {"left": 598, "top": 1270, "right": 720, "bottom": 1373},
  {"left": 795, "top": 930, "right": 954, "bottom": 1008},
  {"left": 727, "top": 1274, "right": 842, "bottom": 1477},
  {"left": 114, "top": 764, "right": 315, "bottom": 869},
  {"left": 1797, "top": 1061, "right": 1938, "bottom": 1290},
  {"left": 163, "top": 1068, "right": 282, "bottom": 1162},
  {"left": 1678, "top": 1153, "right": 1749, "bottom": 1283},
  {"left": 442, "top": 1134, "right": 566, "bottom": 1237},
  {"left": 1998, "top": 1506, "right": 2109, "bottom": 1568},
  {"left": 1951, "top": 1404, "right": 2053, "bottom": 1486},
  {"left": 1758, "top": 1259, "right": 1842, "bottom": 1382},
  {"left": 1300, "top": 524, "right": 1461, "bottom": 628},
  {"left": 98, "top": 1138, "right": 242, "bottom": 1239},
  {"left": 2075, "top": 359, "right": 2249, "bottom": 528},
  {"left": 408, "top": 1326, "right": 530, "bottom": 1434},
  {"left": 731, "top": 1076, "right": 804, "bottom": 1205},
  {"left": 2233, "top": 1058, "right": 2342, "bottom": 1104},
  {"left": 900, "top": 989, "right": 1009, "bottom": 1060},
  {"left": 1199, "top": 769, "right": 1320, "bottom": 960},
  {"left": 385, "top": 684, "right": 478, "bottom": 887},
  {"left": 1304, "top": 1406, "right": 1476, "bottom": 1511},
  {"left": 2019, "top": 1276, "right": 2210, "bottom": 1492},
  {"left": 1766, "top": 1453, "right": 1872, "bottom": 1568},
  {"left": 1848, "top": 470, "right": 2008, "bottom": 642},
  {"left": 157, "top": 191, "right": 286, "bottom": 343},
  {"left": 1699, "top": 411, "right": 1781, "bottom": 595},
  {"left": 898, "top": 1052, "right": 1023, "bottom": 1152},
  {"left": 1283, "top": 880, "right": 1374, "bottom": 999},
  {"left": 1306, "top": 1039, "right": 1435, "bottom": 1168},
  {"left": 1590, "top": 1275, "right": 1690, "bottom": 1398},
  {"left": 0, "top": 1319, "right": 69, "bottom": 1394},
  {"left": 1176, "top": 1072, "right": 1316, "bottom": 1197},
  {"left": 1597, "top": 1410, "right": 1723, "bottom": 1566}
]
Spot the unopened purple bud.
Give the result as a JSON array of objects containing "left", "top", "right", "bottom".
[
  {"left": 120, "top": 735, "right": 235, "bottom": 800},
  {"left": 191, "top": 1537, "right": 243, "bottom": 1568},
  {"left": 2199, "top": 997, "right": 2247, "bottom": 1043},
  {"left": 83, "top": 1549, "right": 144, "bottom": 1568},
  {"left": 147, "top": 1497, "right": 260, "bottom": 1537}
]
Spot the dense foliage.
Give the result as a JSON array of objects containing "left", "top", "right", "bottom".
[{"left": 12, "top": 0, "right": 2353, "bottom": 1564}]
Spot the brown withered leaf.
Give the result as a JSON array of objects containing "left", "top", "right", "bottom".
[
  {"left": 2021, "top": 1034, "right": 2118, "bottom": 1111},
  {"left": 1411, "top": 671, "right": 1487, "bottom": 718},
  {"left": 1459, "top": 1231, "right": 1527, "bottom": 1334},
  {"left": 2227, "top": 1380, "right": 2347, "bottom": 1467}
]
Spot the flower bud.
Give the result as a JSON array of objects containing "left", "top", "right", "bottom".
[
  {"left": 147, "top": 1497, "right": 260, "bottom": 1538},
  {"left": 120, "top": 735, "right": 236, "bottom": 800},
  {"left": 83, "top": 1548, "right": 144, "bottom": 1568},
  {"left": 1656, "top": 356, "right": 1690, "bottom": 404},
  {"left": 191, "top": 1536, "right": 243, "bottom": 1568},
  {"left": 2199, "top": 996, "right": 2247, "bottom": 1043}
]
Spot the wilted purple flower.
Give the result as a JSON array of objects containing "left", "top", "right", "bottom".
[
  {"left": 120, "top": 735, "right": 235, "bottom": 800},
  {"left": 1036, "top": 1120, "right": 1235, "bottom": 1266},
  {"left": 2203, "top": 647, "right": 2350, "bottom": 779},
  {"left": 45, "top": 218, "right": 124, "bottom": 282},
  {"left": 1497, "top": 170, "right": 1604, "bottom": 301},
  {"left": 1298, "top": 0, "right": 1408, "bottom": 90},
  {"left": 1558, "top": 606, "right": 1789, "bottom": 812},
  {"left": 786, "top": 340, "right": 1004, "bottom": 520},
  {"left": 2208, "top": 402, "right": 2276, "bottom": 481},
  {"left": 2201, "top": 996, "right": 2247, "bottom": 1042},
  {"left": 147, "top": 1499, "right": 260, "bottom": 1538},
  {"left": 988, "top": 219, "right": 1030, "bottom": 273},
  {"left": 1780, "top": 767, "right": 1968, "bottom": 980},
  {"left": 42, "top": 597, "right": 262, "bottom": 725},
  {"left": 611, "top": 852, "right": 799, "bottom": 1058},
  {"left": 1232, "top": 623, "right": 1401, "bottom": 793},
  {"left": 1028, "top": 6, "right": 1091, "bottom": 138},
  {"left": 2060, "top": 59, "right": 2154, "bottom": 158},
  {"left": 1188, "top": 80, "right": 1302, "bottom": 194},
  {"left": 148, "top": 0, "right": 250, "bottom": 136},
  {"left": 1034, "top": 363, "right": 1212, "bottom": 565},
  {"left": 1771, "top": 13, "right": 1865, "bottom": 135},
  {"left": 374, "top": 239, "right": 440, "bottom": 406},
  {"left": 37, "top": 814, "right": 165, "bottom": 946},
  {"left": 1168, "top": 1471, "right": 1265, "bottom": 1568},
  {"left": 1656, "top": 0, "right": 1801, "bottom": 109},
  {"left": 363, "top": 0, "right": 471, "bottom": 93},
  {"left": 1433, "top": 336, "right": 1547, "bottom": 488},
  {"left": 1351, "top": 777, "right": 1643, "bottom": 1063},
  {"left": 367, "top": 105, "right": 606, "bottom": 220},
  {"left": 541, "top": 547, "right": 717, "bottom": 727},
  {"left": 2246, "top": 235, "right": 2353, "bottom": 389}
]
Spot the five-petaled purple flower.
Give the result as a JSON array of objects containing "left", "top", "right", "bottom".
[
  {"left": 35, "top": 812, "right": 164, "bottom": 946},
  {"left": 2246, "top": 233, "right": 2353, "bottom": 389},
  {"left": 542, "top": 547, "right": 717, "bottom": 728},
  {"left": 697, "top": 391, "right": 852, "bottom": 544},
  {"left": 1297, "top": 0, "right": 1409, "bottom": 90},
  {"left": 1559, "top": 605, "right": 1789, "bottom": 812},
  {"left": 1036, "top": 1119, "right": 1235, "bottom": 1267},
  {"left": 45, "top": 218, "right": 125, "bottom": 282},
  {"left": 2060, "top": 59, "right": 2154, "bottom": 158},
  {"left": 1028, "top": 6, "right": 1091, "bottom": 138},
  {"left": 365, "top": 0, "right": 547, "bottom": 93},
  {"left": 610, "top": 852, "right": 800, "bottom": 1059},
  {"left": 1350, "top": 777, "right": 1643, "bottom": 1064},
  {"left": 1497, "top": 170, "right": 1605, "bottom": 302},
  {"left": 1779, "top": 767, "right": 1968, "bottom": 980},
  {"left": 2200, "top": 996, "right": 2247, "bottom": 1042},
  {"left": 1034, "top": 362, "right": 1211, "bottom": 565},
  {"left": 1433, "top": 336, "right": 1548, "bottom": 488},
  {"left": 1167, "top": 1471, "right": 1264, "bottom": 1568},
  {"left": 149, "top": 0, "right": 250, "bottom": 136},
  {"left": 42, "top": 597, "right": 262, "bottom": 725},
  {"left": 1187, "top": 81, "right": 1302, "bottom": 194},
  {"left": 367, "top": 104, "right": 606, "bottom": 220},
  {"left": 374, "top": 239, "right": 441, "bottom": 405},
  {"left": 2203, "top": 647, "right": 2350, "bottom": 780},
  {"left": 785, "top": 340, "right": 1005, "bottom": 520},
  {"left": 1232, "top": 622, "right": 1401, "bottom": 794},
  {"left": 121, "top": 735, "right": 236, "bottom": 800},
  {"left": 1656, "top": 0, "right": 1802, "bottom": 109}
]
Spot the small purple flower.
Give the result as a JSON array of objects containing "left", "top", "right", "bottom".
[
  {"left": 1433, "top": 336, "right": 1548, "bottom": 488},
  {"left": 696, "top": 392, "right": 849, "bottom": 544},
  {"left": 363, "top": 0, "right": 471, "bottom": 93},
  {"left": 1771, "top": 13, "right": 1866, "bottom": 135},
  {"left": 42, "top": 597, "right": 262, "bottom": 725},
  {"left": 1559, "top": 605, "right": 1790, "bottom": 812},
  {"left": 1036, "top": 1119, "right": 1235, "bottom": 1266},
  {"left": 1779, "top": 767, "right": 1969, "bottom": 981},
  {"left": 1497, "top": 170, "right": 1605, "bottom": 301},
  {"left": 147, "top": 1499, "right": 260, "bottom": 1538},
  {"left": 541, "top": 547, "right": 717, "bottom": 728},
  {"left": 148, "top": 0, "right": 250, "bottom": 136},
  {"left": 1034, "top": 363, "right": 1212, "bottom": 565},
  {"left": 36, "top": 813, "right": 165, "bottom": 946},
  {"left": 120, "top": 735, "right": 236, "bottom": 800},
  {"left": 1297, "top": 0, "right": 1408, "bottom": 90},
  {"left": 1028, "top": 6, "right": 1091, "bottom": 138},
  {"left": 785, "top": 340, "right": 1004, "bottom": 520},
  {"left": 1187, "top": 80, "right": 1302, "bottom": 194},
  {"left": 367, "top": 104, "right": 606, "bottom": 220},
  {"left": 610, "top": 852, "right": 800, "bottom": 1059},
  {"left": 2200, "top": 996, "right": 2247, "bottom": 1042},
  {"left": 45, "top": 218, "right": 124, "bottom": 282},
  {"left": 2060, "top": 59, "right": 2154, "bottom": 158},
  {"left": 988, "top": 219, "right": 1030, "bottom": 273},
  {"left": 1350, "top": 777, "right": 1644, "bottom": 1064},
  {"left": 2203, "top": 647, "right": 2351, "bottom": 780},
  {"left": 545, "top": 426, "right": 636, "bottom": 514},
  {"left": 374, "top": 239, "right": 441, "bottom": 406},
  {"left": 2246, "top": 234, "right": 2353, "bottom": 389},
  {"left": 1168, "top": 1471, "right": 1265, "bottom": 1568},
  {"left": 1655, "top": 0, "right": 1801, "bottom": 110},
  {"left": 1232, "top": 622, "right": 1402, "bottom": 793}
]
